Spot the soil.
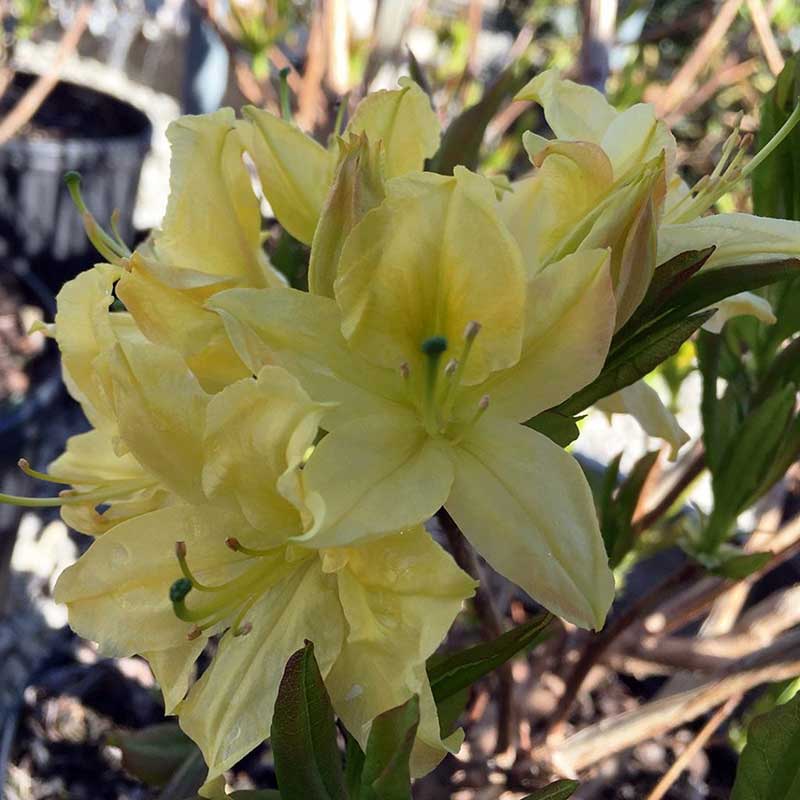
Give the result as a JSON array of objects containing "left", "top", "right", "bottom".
[
  {"left": 0, "top": 72, "right": 151, "bottom": 141},
  {"left": 0, "top": 271, "right": 46, "bottom": 406}
]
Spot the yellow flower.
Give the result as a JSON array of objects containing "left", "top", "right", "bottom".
[
  {"left": 210, "top": 168, "right": 617, "bottom": 630},
  {"left": 239, "top": 77, "right": 440, "bottom": 245},
  {"left": 53, "top": 365, "right": 475, "bottom": 785},
  {"left": 116, "top": 109, "right": 286, "bottom": 393}
]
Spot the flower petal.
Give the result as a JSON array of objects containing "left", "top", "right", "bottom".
[
  {"left": 154, "top": 110, "right": 280, "bottom": 287},
  {"left": 344, "top": 78, "right": 440, "bottom": 178},
  {"left": 109, "top": 339, "right": 209, "bottom": 502},
  {"left": 208, "top": 287, "right": 404, "bottom": 429},
  {"left": 445, "top": 415, "right": 614, "bottom": 630},
  {"left": 308, "top": 133, "right": 386, "bottom": 298},
  {"left": 144, "top": 640, "right": 206, "bottom": 714},
  {"left": 116, "top": 254, "right": 251, "bottom": 393},
  {"left": 515, "top": 69, "right": 616, "bottom": 142},
  {"left": 703, "top": 291, "right": 777, "bottom": 334},
  {"left": 595, "top": 381, "right": 689, "bottom": 460},
  {"left": 324, "top": 526, "right": 475, "bottom": 764},
  {"left": 298, "top": 410, "right": 454, "bottom": 548},
  {"left": 53, "top": 265, "right": 123, "bottom": 430},
  {"left": 179, "top": 556, "right": 345, "bottom": 781},
  {"left": 53, "top": 504, "right": 253, "bottom": 655},
  {"left": 239, "top": 108, "right": 336, "bottom": 244},
  {"left": 476, "top": 249, "right": 615, "bottom": 422},
  {"left": 657, "top": 213, "right": 800, "bottom": 269},
  {"left": 202, "top": 366, "right": 326, "bottom": 537},
  {"left": 335, "top": 167, "right": 526, "bottom": 385}
]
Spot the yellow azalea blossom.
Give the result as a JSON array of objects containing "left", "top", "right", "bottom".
[
  {"left": 53, "top": 364, "right": 476, "bottom": 786},
  {"left": 513, "top": 70, "right": 800, "bottom": 457},
  {"left": 238, "top": 77, "right": 440, "bottom": 245},
  {"left": 115, "top": 109, "right": 286, "bottom": 393},
  {"left": 210, "top": 168, "right": 617, "bottom": 630},
  {"left": 1, "top": 267, "right": 176, "bottom": 535}
]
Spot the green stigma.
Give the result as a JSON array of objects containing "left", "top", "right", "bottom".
[
  {"left": 170, "top": 578, "right": 193, "bottom": 603},
  {"left": 421, "top": 335, "right": 448, "bottom": 356}
]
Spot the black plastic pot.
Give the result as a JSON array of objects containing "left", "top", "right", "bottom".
[{"left": 0, "top": 72, "right": 152, "bottom": 293}]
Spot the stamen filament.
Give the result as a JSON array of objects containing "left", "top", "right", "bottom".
[
  {"left": 17, "top": 458, "right": 70, "bottom": 485},
  {"left": 420, "top": 336, "right": 448, "bottom": 435},
  {"left": 176, "top": 541, "right": 225, "bottom": 592},
  {"left": 441, "top": 322, "right": 481, "bottom": 424},
  {"left": 0, "top": 477, "right": 158, "bottom": 509},
  {"left": 225, "top": 537, "right": 276, "bottom": 558}
]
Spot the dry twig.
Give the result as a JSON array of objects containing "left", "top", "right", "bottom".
[
  {"left": 745, "top": 0, "right": 784, "bottom": 76},
  {"left": 0, "top": 2, "right": 91, "bottom": 146}
]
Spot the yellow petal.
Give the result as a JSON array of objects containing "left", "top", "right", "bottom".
[
  {"left": 179, "top": 556, "right": 345, "bottom": 781},
  {"left": 154, "top": 110, "right": 281, "bottom": 287},
  {"left": 297, "top": 409, "right": 454, "bottom": 548},
  {"left": 202, "top": 366, "right": 327, "bottom": 537},
  {"left": 144, "top": 640, "right": 206, "bottom": 714},
  {"left": 475, "top": 249, "right": 615, "bottom": 422},
  {"left": 657, "top": 213, "right": 800, "bottom": 269},
  {"left": 515, "top": 69, "right": 617, "bottom": 142},
  {"left": 54, "top": 504, "right": 252, "bottom": 655},
  {"left": 501, "top": 139, "right": 614, "bottom": 275},
  {"left": 308, "top": 133, "right": 386, "bottom": 298},
  {"left": 208, "top": 287, "right": 404, "bottom": 429},
  {"left": 344, "top": 78, "right": 440, "bottom": 179},
  {"left": 117, "top": 254, "right": 251, "bottom": 393},
  {"left": 600, "top": 103, "right": 677, "bottom": 181},
  {"left": 53, "top": 265, "right": 123, "bottom": 429},
  {"left": 109, "top": 339, "right": 209, "bottom": 502},
  {"left": 239, "top": 108, "right": 336, "bottom": 244},
  {"left": 445, "top": 415, "right": 614, "bottom": 630},
  {"left": 703, "top": 291, "right": 777, "bottom": 334},
  {"left": 596, "top": 381, "right": 689, "bottom": 460},
  {"left": 335, "top": 167, "right": 526, "bottom": 385},
  {"left": 324, "top": 526, "right": 475, "bottom": 760},
  {"left": 60, "top": 487, "right": 174, "bottom": 536}
]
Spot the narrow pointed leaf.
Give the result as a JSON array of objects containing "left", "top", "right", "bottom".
[
  {"left": 109, "top": 722, "right": 197, "bottom": 787},
  {"left": 523, "top": 780, "right": 580, "bottom": 800},
  {"left": 359, "top": 695, "right": 420, "bottom": 800},
  {"left": 271, "top": 642, "right": 347, "bottom": 800},
  {"left": 428, "top": 613, "right": 552, "bottom": 704}
]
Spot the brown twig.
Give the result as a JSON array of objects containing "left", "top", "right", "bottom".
[
  {"left": 0, "top": 2, "right": 91, "bottom": 146},
  {"left": 580, "top": 0, "right": 618, "bottom": 92},
  {"left": 644, "top": 694, "right": 741, "bottom": 800},
  {"left": 631, "top": 442, "right": 706, "bottom": 536},
  {"left": 550, "top": 630, "right": 800, "bottom": 774},
  {"left": 543, "top": 563, "right": 699, "bottom": 742},
  {"left": 652, "top": 0, "right": 743, "bottom": 117},
  {"left": 439, "top": 510, "right": 515, "bottom": 753},
  {"left": 746, "top": 0, "right": 784, "bottom": 76}
]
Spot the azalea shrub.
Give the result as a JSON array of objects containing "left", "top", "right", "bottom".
[{"left": 5, "top": 56, "right": 800, "bottom": 799}]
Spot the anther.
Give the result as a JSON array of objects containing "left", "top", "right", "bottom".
[
  {"left": 444, "top": 359, "right": 458, "bottom": 377},
  {"left": 225, "top": 537, "right": 240, "bottom": 551},
  {"left": 186, "top": 625, "right": 203, "bottom": 641},
  {"left": 421, "top": 335, "right": 448, "bottom": 356},
  {"left": 234, "top": 622, "right": 253, "bottom": 637},
  {"left": 464, "top": 321, "right": 482, "bottom": 341},
  {"left": 399, "top": 362, "right": 411, "bottom": 379},
  {"left": 176, "top": 540, "right": 187, "bottom": 558},
  {"left": 478, "top": 395, "right": 490, "bottom": 411}
]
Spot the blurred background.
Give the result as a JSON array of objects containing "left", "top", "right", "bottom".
[{"left": 0, "top": 1, "right": 799, "bottom": 798}]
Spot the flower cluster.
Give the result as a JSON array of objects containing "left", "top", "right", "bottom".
[{"left": 8, "top": 72, "right": 800, "bottom": 789}]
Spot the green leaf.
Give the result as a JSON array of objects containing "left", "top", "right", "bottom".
[
  {"left": 731, "top": 693, "right": 800, "bottom": 799},
  {"left": 689, "top": 544, "right": 772, "bottom": 579},
  {"left": 429, "top": 63, "right": 530, "bottom": 174},
  {"left": 560, "top": 310, "right": 714, "bottom": 415},
  {"left": 359, "top": 695, "right": 420, "bottom": 800},
  {"left": 344, "top": 732, "right": 366, "bottom": 800},
  {"left": 407, "top": 49, "right": 432, "bottom": 98},
  {"left": 435, "top": 685, "right": 470, "bottom": 738},
  {"left": 428, "top": 613, "right": 552, "bottom": 705},
  {"left": 704, "top": 384, "right": 797, "bottom": 549},
  {"left": 108, "top": 722, "right": 197, "bottom": 788},
  {"left": 522, "top": 779, "right": 580, "bottom": 799},
  {"left": 525, "top": 409, "right": 582, "bottom": 447},
  {"left": 658, "top": 259, "right": 800, "bottom": 328},
  {"left": 271, "top": 642, "right": 347, "bottom": 800},
  {"left": 621, "top": 248, "right": 714, "bottom": 335},
  {"left": 753, "top": 54, "right": 800, "bottom": 220},
  {"left": 602, "top": 451, "right": 659, "bottom": 568}
]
